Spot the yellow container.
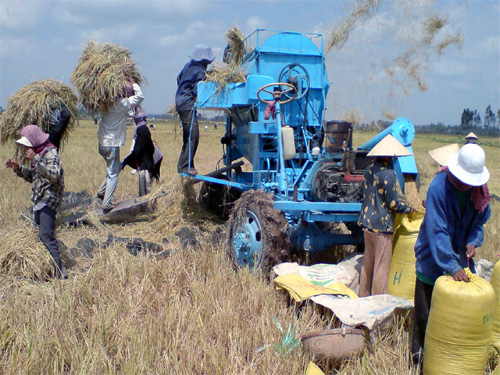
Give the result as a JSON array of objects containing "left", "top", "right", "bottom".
[
  {"left": 490, "top": 260, "right": 500, "bottom": 352},
  {"left": 387, "top": 211, "right": 424, "bottom": 300},
  {"left": 424, "top": 270, "right": 494, "bottom": 375}
]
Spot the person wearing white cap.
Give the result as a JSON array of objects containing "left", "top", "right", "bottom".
[
  {"left": 5, "top": 125, "right": 65, "bottom": 278},
  {"left": 175, "top": 44, "right": 215, "bottom": 175},
  {"left": 357, "top": 134, "right": 414, "bottom": 297},
  {"left": 411, "top": 143, "right": 491, "bottom": 369}
]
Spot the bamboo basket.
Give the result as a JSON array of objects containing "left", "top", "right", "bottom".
[{"left": 301, "top": 327, "right": 365, "bottom": 362}]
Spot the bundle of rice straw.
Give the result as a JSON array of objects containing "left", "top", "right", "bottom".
[
  {"left": 0, "top": 79, "right": 77, "bottom": 145},
  {"left": 224, "top": 25, "right": 247, "bottom": 67},
  {"left": 166, "top": 103, "right": 179, "bottom": 119},
  {"left": 205, "top": 25, "right": 247, "bottom": 94},
  {"left": 72, "top": 40, "right": 145, "bottom": 114},
  {"left": 0, "top": 224, "right": 54, "bottom": 280}
]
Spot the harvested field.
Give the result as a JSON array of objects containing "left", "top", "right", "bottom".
[{"left": 0, "top": 119, "right": 498, "bottom": 374}]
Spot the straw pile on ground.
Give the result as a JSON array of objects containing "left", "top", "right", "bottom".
[
  {"left": 0, "top": 79, "right": 77, "bottom": 145},
  {"left": 72, "top": 40, "right": 145, "bottom": 114},
  {"left": 0, "top": 224, "right": 54, "bottom": 280},
  {"left": 153, "top": 179, "right": 220, "bottom": 235}
]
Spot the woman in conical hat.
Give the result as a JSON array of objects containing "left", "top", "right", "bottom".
[{"left": 358, "top": 134, "right": 414, "bottom": 297}]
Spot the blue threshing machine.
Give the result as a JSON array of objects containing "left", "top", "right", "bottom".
[{"left": 186, "top": 29, "right": 418, "bottom": 270}]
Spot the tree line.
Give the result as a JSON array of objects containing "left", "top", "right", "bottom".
[{"left": 460, "top": 105, "right": 499, "bottom": 129}]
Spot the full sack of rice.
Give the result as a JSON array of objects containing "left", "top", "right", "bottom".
[
  {"left": 0, "top": 79, "right": 77, "bottom": 146},
  {"left": 72, "top": 40, "right": 145, "bottom": 114}
]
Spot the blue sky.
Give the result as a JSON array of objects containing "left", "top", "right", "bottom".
[{"left": 0, "top": 0, "right": 499, "bottom": 125}]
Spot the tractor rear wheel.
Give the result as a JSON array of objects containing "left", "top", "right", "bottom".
[{"left": 227, "top": 190, "right": 289, "bottom": 271}]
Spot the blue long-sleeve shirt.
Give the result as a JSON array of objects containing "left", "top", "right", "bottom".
[
  {"left": 175, "top": 60, "right": 207, "bottom": 112},
  {"left": 414, "top": 172, "right": 491, "bottom": 282}
]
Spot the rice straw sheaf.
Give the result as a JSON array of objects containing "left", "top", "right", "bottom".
[
  {"left": 0, "top": 224, "right": 54, "bottom": 280},
  {"left": 166, "top": 103, "right": 179, "bottom": 119},
  {"left": 72, "top": 40, "right": 145, "bottom": 114},
  {"left": 205, "top": 25, "right": 247, "bottom": 95},
  {"left": 0, "top": 79, "right": 78, "bottom": 145},
  {"left": 224, "top": 25, "right": 246, "bottom": 67}
]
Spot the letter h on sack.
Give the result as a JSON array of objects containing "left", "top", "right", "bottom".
[{"left": 392, "top": 270, "right": 403, "bottom": 285}]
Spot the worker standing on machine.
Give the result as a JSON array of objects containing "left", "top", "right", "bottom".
[
  {"left": 357, "top": 134, "right": 414, "bottom": 297},
  {"left": 175, "top": 44, "right": 215, "bottom": 175}
]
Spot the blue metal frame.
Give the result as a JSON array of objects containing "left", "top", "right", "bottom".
[{"left": 188, "top": 29, "right": 417, "bottom": 258}]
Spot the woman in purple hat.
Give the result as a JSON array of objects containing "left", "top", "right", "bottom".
[{"left": 5, "top": 125, "right": 65, "bottom": 278}]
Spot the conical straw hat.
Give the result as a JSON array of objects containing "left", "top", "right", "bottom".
[
  {"left": 428, "top": 143, "right": 460, "bottom": 166},
  {"left": 366, "top": 134, "right": 411, "bottom": 157},
  {"left": 465, "top": 132, "right": 477, "bottom": 140}
]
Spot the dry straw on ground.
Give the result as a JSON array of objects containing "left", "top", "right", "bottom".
[
  {"left": 72, "top": 40, "right": 145, "bottom": 114},
  {"left": 0, "top": 224, "right": 54, "bottom": 280},
  {"left": 0, "top": 121, "right": 498, "bottom": 374},
  {"left": 0, "top": 79, "right": 78, "bottom": 145}
]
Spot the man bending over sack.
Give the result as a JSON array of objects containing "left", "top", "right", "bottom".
[
  {"left": 5, "top": 125, "right": 65, "bottom": 278},
  {"left": 411, "top": 143, "right": 491, "bottom": 368}
]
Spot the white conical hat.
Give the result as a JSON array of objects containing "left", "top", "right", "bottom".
[
  {"left": 428, "top": 143, "right": 461, "bottom": 166},
  {"left": 367, "top": 134, "right": 412, "bottom": 157},
  {"left": 465, "top": 132, "right": 478, "bottom": 140}
]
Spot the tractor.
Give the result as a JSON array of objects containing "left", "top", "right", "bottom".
[{"left": 185, "top": 29, "right": 418, "bottom": 270}]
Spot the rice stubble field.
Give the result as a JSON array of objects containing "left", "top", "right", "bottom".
[{"left": 0, "top": 119, "right": 499, "bottom": 374}]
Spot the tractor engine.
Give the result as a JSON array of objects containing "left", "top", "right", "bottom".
[
  {"left": 311, "top": 120, "right": 370, "bottom": 203},
  {"left": 312, "top": 164, "right": 364, "bottom": 203}
]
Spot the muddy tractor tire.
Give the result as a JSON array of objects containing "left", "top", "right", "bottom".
[{"left": 227, "top": 190, "right": 289, "bottom": 271}]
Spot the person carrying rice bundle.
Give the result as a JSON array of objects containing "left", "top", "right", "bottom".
[
  {"left": 96, "top": 75, "right": 144, "bottom": 212},
  {"left": 0, "top": 79, "right": 77, "bottom": 152},
  {"left": 5, "top": 125, "right": 65, "bottom": 279},
  {"left": 72, "top": 41, "right": 145, "bottom": 212}
]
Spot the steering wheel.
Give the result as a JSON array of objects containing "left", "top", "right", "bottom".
[
  {"left": 256, "top": 82, "right": 297, "bottom": 104},
  {"left": 278, "top": 63, "right": 310, "bottom": 100}
]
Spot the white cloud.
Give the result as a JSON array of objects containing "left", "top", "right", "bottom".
[
  {"left": 433, "top": 59, "right": 469, "bottom": 76},
  {"left": 0, "top": 35, "right": 34, "bottom": 57},
  {"left": 0, "top": 1, "right": 43, "bottom": 30},
  {"left": 481, "top": 35, "right": 500, "bottom": 54},
  {"left": 158, "top": 20, "right": 207, "bottom": 47},
  {"left": 246, "top": 16, "right": 265, "bottom": 31}
]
